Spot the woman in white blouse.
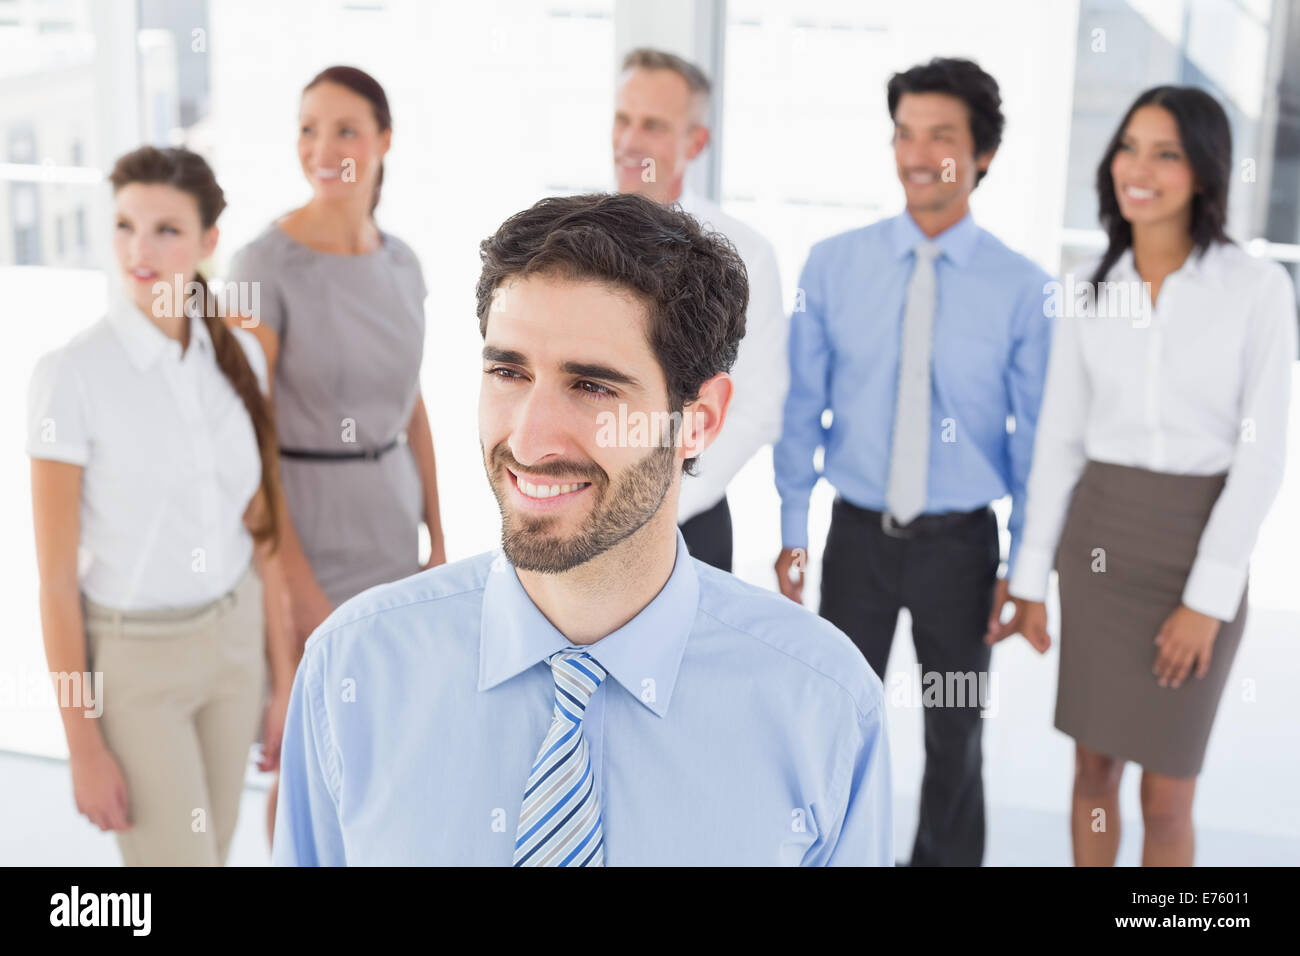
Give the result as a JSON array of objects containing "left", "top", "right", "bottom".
[
  {"left": 28, "top": 146, "right": 297, "bottom": 865},
  {"left": 992, "top": 87, "right": 1296, "bottom": 865}
]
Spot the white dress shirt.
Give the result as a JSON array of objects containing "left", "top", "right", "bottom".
[
  {"left": 675, "top": 190, "right": 789, "bottom": 523},
  {"left": 27, "top": 291, "right": 269, "bottom": 610},
  {"left": 1010, "top": 241, "right": 1297, "bottom": 621}
]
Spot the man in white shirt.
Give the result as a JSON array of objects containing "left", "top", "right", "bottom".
[{"left": 612, "top": 47, "right": 788, "bottom": 572}]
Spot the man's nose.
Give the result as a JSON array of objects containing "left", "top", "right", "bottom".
[
  {"left": 896, "top": 141, "right": 931, "bottom": 169},
  {"left": 615, "top": 124, "right": 643, "bottom": 157},
  {"left": 508, "top": 384, "right": 572, "bottom": 467}
]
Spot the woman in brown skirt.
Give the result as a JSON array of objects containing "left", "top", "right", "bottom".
[{"left": 992, "top": 87, "right": 1296, "bottom": 865}]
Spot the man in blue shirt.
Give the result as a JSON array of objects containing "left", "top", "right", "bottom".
[
  {"left": 773, "top": 59, "right": 1053, "bottom": 866},
  {"left": 273, "top": 192, "right": 891, "bottom": 866}
]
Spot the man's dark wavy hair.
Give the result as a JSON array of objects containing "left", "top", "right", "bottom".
[
  {"left": 887, "top": 57, "right": 1005, "bottom": 187},
  {"left": 476, "top": 192, "right": 749, "bottom": 474}
]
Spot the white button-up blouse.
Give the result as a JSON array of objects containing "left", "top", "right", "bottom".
[
  {"left": 1010, "top": 241, "right": 1297, "bottom": 621},
  {"left": 27, "top": 291, "right": 269, "bottom": 610}
]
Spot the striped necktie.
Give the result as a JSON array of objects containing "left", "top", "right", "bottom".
[{"left": 513, "top": 650, "right": 608, "bottom": 866}]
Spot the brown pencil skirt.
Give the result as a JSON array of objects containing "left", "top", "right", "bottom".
[{"left": 1054, "top": 460, "right": 1247, "bottom": 779}]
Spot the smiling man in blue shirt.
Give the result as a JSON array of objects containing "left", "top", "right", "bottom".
[
  {"left": 773, "top": 58, "right": 1054, "bottom": 866},
  {"left": 272, "top": 192, "right": 891, "bottom": 866}
]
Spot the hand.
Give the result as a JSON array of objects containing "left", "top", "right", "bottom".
[
  {"left": 69, "top": 744, "right": 132, "bottom": 832},
  {"left": 774, "top": 548, "right": 806, "bottom": 604},
  {"left": 1153, "top": 604, "right": 1220, "bottom": 688},
  {"left": 984, "top": 578, "right": 1013, "bottom": 643},
  {"left": 986, "top": 596, "right": 1051, "bottom": 653},
  {"left": 257, "top": 687, "right": 292, "bottom": 773}
]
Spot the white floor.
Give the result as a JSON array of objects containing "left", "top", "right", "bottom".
[{"left": 3, "top": 743, "right": 1296, "bottom": 866}]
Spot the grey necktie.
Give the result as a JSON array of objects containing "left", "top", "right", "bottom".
[{"left": 885, "top": 240, "right": 942, "bottom": 526}]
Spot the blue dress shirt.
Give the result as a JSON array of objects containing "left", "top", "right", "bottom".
[
  {"left": 775, "top": 210, "right": 1054, "bottom": 573},
  {"left": 272, "top": 529, "right": 892, "bottom": 865}
]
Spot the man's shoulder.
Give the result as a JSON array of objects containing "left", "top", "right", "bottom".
[
  {"left": 680, "top": 193, "right": 777, "bottom": 267},
  {"left": 804, "top": 218, "right": 893, "bottom": 271},
  {"left": 970, "top": 226, "right": 1053, "bottom": 286},
  {"left": 693, "top": 561, "right": 884, "bottom": 720},
  {"left": 302, "top": 551, "right": 496, "bottom": 658}
]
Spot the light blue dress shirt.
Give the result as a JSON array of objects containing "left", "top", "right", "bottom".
[
  {"left": 272, "top": 529, "right": 892, "bottom": 866},
  {"left": 775, "top": 210, "right": 1054, "bottom": 573}
]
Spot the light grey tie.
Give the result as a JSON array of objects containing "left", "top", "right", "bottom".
[{"left": 886, "top": 240, "right": 942, "bottom": 526}]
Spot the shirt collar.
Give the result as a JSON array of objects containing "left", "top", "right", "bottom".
[
  {"left": 675, "top": 187, "right": 707, "bottom": 215},
  {"left": 107, "top": 290, "right": 210, "bottom": 370},
  {"left": 1110, "top": 242, "right": 1216, "bottom": 283},
  {"left": 1108, "top": 247, "right": 1135, "bottom": 280},
  {"left": 890, "top": 208, "right": 979, "bottom": 267},
  {"left": 478, "top": 528, "right": 699, "bottom": 718}
]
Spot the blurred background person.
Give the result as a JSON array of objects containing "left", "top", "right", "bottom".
[
  {"left": 999, "top": 86, "right": 1297, "bottom": 866},
  {"left": 774, "top": 58, "right": 1054, "bottom": 866},
  {"left": 613, "top": 47, "right": 788, "bottom": 573},
  {"left": 225, "top": 65, "right": 446, "bottom": 843},
  {"left": 27, "top": 145, "right": 295, "bottom": 865}
]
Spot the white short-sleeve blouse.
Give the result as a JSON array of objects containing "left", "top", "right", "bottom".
[{"left": 27, "top": 291, "right": 268, "bottom": 610}]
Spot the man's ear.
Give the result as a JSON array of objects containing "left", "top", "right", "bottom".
[
  {"left": 686, "top": 123, "right": 711, "bottom": 162},
  {"left": 975, "top": 147, "right": 997, "bottom": 178},
  {"left": 677, "top": 371, "right": 732, "bottom": 464}
]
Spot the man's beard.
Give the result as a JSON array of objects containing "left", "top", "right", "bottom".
[{"left": 484, "top": 441, "right": 676, "bottom": 574}]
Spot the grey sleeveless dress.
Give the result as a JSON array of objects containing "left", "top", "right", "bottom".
[{"left": 227, "top": 224, "right": 427, "bottom": 606}]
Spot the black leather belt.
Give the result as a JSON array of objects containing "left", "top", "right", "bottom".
[
  {"left": 834, "top": 497, "right": 991, "bottom": 539},
  {"left": 279, "top": 437, "right": 400, "bottom": 462}
]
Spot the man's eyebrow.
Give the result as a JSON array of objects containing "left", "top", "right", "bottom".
[
  {"left": 482, "top": 346, "right": 527, "bottom": 364},
  {"left": 896, "top": 120, "right": 958, "bottom": 132},
  {"left": 562, "top": 361, "right": 642, "bottom": 390}
]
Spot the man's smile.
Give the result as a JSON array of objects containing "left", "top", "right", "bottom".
[{"left": 506, "top": 466, "right": 593, "bottom": 511}]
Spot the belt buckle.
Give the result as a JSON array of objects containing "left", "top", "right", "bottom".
[{"left": 881, "top": 511, "right": 914, "bottom": 539}]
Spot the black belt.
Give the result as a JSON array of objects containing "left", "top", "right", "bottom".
[
  {"left": 279, "top": 437, "right": 400, "bottom": 462},
  {"left": 834, "top": 497, "right": 991, "bottom": 539}
]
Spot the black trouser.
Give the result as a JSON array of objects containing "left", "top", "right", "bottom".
[
  {"left": 679, "top": 494, "right": 733, "bottom": 572},
  {"left": 818, "top": 496, "right": 999, "bottom": 867}
]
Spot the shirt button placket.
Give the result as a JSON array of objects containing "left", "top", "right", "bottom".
[
  {"left": 177, "top": 351, "right": 222, "bottom": 584},
  {"left": 1145, "top": 282, "right": 1164, "bottom": 471}
]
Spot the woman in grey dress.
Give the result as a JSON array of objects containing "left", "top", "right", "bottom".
[
  {"left": 994, "top": 88, "right": 1295, "bottom": 865},
  {"left": 226, "top": 66, "right": 446, "bottom": 840}
]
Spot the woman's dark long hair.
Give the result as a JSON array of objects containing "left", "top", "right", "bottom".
[
  {"left": 1092, "top": 85, "right": 1232, "bottom": 284},
  {"left": 109, "top": 145, "right": 282, "bottom": 551},
  {"left": 303, "top": 65, "right": 392, "bottom": 215}
]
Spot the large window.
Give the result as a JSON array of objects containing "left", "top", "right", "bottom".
[
  {"left": 1062, "top": 0, "right": 1300, "bottom": 282},
  {"left": 716, "top": 0, "right": 1300, "bottom": 847},
  {"left": 0, "top": 0, "right": 617, "bottom": 758}
]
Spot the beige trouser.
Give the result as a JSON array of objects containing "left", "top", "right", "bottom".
[{"left": 82, "top": 565, "right": 265, "bottom": 866}]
